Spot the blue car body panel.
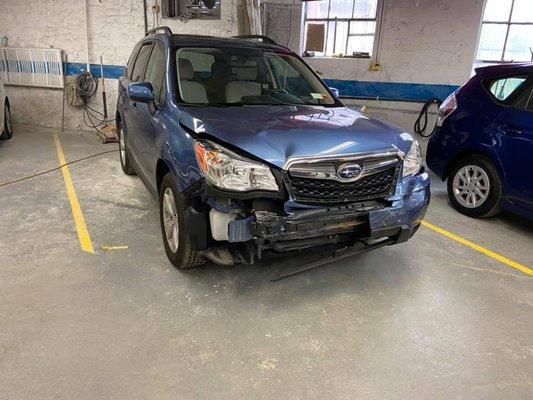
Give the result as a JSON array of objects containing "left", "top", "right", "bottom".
[{"left": 427, "top": 63, "right": 533, "bottom": 219}]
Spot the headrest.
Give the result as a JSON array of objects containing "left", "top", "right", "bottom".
[
  {"left": 178, "top": 59, "right": 194, "bottom": 80},
  {"left": 236, "top": 66, "right": 257, "bottom": 81},
  {"left": 210, "top": 62, "right": 231, "bottom": 78}
]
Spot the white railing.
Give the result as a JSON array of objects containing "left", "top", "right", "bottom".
[{"left": 0, "top": 47, "right": 64, "bottom": 88}]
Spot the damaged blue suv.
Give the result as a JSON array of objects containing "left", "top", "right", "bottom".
[{"left": 116, "top": 27, "right": 430, "bottom": 268}]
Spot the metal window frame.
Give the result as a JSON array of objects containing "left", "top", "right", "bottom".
[
  {"left": 303, "top": 0, "right": 382, "bottom": 57},
  {"left": 477, "top": 0, "right": 533, "bottom": 63}
]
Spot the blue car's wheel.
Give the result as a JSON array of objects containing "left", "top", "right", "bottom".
[
  {"left": 159, "top": 172, "right": 205, "bottom": 268},
  {"left": 447, "top": 155, "right": 501, "bottom": 218}
]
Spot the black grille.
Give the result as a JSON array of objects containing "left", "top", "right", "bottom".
[{"left": 288, "top": 167, "right": 398, "bottom": 204}]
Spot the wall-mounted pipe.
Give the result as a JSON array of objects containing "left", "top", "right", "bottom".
[
  {"left": 143, "top": 0, "right": 148, "bottom": 34},
  {"left": 83, "top": 0, "right": 90, "bottom": 71}
]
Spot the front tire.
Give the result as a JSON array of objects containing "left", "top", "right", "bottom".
[
  {"left": 447, "top": 155, "right": 501, "bottom": 218},
  {"left": 1, "top": 102, "right": 13, "bottom": 140},
  {"left": 118, "top": 124, "right": 136, "bottom": 175},
  {"left": 159, "top": 172, "right": 205, "bottom": 268}
]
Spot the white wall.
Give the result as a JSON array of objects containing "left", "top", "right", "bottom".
[
  {"left": 0, "top": 0, "right": 239, "bottom": 131},
  {"left": 0, "top": 0, "right": 485, "bottom": 134},
  {"left": 304, "top": 0, "right": 485, "bottom": 86}
]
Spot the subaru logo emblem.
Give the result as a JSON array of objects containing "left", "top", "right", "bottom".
[{"left": 337, "top": 163, "right": 363, "bottom": 181}]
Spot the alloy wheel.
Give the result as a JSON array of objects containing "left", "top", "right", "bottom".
[
  {"left": 452, "top": 165, "right": 490, "bottom": 208},
  {"left": 162, "top": 187, "right": 180, "bottom": 253}
]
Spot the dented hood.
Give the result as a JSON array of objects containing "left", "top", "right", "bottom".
[{"left": 179, "top": 105, "right": 412, "bottom": 169}]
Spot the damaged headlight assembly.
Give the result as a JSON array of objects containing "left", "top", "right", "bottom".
[
  {"left": 194, "top": 140, "right": 279, "bottom": 192},
  {"left": 402, "top": 139, "right": 422, "bottom": 177}
]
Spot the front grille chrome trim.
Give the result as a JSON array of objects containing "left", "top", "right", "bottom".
[
  {"left": 282, "top": 149, "right": 405, "bottom": 171},
  {"left": 289, "top": 157, "right": 400, "bottom": 183}
]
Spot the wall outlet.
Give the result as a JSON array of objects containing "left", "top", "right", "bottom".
[{"left": 369, "top": 61, "right": 381, "bottom": 72}]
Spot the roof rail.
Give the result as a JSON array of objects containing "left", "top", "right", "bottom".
[
  {"left": 145, "top": 26, "right": 173, "bottom": 36},
  {"left": 232, "top": 35, "right": 277, "bottom": 45}
]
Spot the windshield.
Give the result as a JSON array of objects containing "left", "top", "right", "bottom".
[{"left": 175, "top": 47, "right": 336, "bottom": 106}]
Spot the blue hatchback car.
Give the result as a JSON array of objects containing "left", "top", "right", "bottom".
[
  {"left": 427, "top": 63, "right": 533, "bottom": 220},
  {"left": 116, "top": 28, "right": 429, "bottom": 268}
]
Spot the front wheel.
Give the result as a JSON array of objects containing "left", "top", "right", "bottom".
[
  {"left": 159, "top": 172, "right": 205, "bottom": 268},
  {"left": 447, "top": 155, "right": 501, "bottom": 218},
  {"left": 1, "top": 102, "right": 13, "bottom": 140}
]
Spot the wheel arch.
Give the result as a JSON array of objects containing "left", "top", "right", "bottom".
[
  {"left": 156, "top": 157, "right": 173, "bottom": 193},
  {"left": 443, "top": 148, "right": 503, "bottom": 180}
]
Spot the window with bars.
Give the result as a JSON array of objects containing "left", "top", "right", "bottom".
[
  {"left": 303, "top": 0, "right": 381, "bottom": 57},
  {"left": 476, "top": 0, "right": 533, "bottom": 62}
]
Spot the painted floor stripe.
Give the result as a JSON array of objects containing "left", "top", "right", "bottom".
[
  {"left": 421, "top": 220, "right": 532, "bottom": 276},
  {"left": 53, "top": 134, "right": 94, "bottom": 254}
]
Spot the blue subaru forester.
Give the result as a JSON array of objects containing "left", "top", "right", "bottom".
[{"left": 116, "top": 27, "right": 430, "bottom": 269}]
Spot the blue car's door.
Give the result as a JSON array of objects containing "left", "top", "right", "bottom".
[
  {"left": 123, "top": 41, "right": 154, "bottom": 178},
  {"left": 494, "top": 83, "right": 533, "bottom": 208},
  {"left": 135, "top": 40, "right": 168, "bottom": 184}
]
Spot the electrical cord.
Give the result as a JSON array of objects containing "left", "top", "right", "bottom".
[
  {"left": 414, "top": 98, "right": 442, "bottom": 138},
  {"left": 0, "top": 150, "right": 118, "bottom": 188}
]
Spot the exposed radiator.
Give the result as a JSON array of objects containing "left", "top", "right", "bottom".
[{"left": 0, "top": 47, "right": 64, "bottom": 89}]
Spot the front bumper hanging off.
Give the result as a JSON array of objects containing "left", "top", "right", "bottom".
[{"left": 227, "top": 172, "right": 430, "bottom": 252}]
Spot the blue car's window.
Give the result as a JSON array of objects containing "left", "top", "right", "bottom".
[
  {"left": 131, "top": 43, "right": 153, "bottom": 82},
  {"left": 175, "top": 47, "right": 335, "bottom": 106},
  {"left": 144, "top": 41, "right": 167, "bottom": 105},
  {"left": 489, "top": 76, "right": 527, "bottom": 101}
]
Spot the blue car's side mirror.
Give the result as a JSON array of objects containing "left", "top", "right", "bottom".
[
  {"left": 329, "top": 87, "right": 340, "bottom": 99},
  {"left": 128, "top": 82, "right": 155, "bottom": 103}
]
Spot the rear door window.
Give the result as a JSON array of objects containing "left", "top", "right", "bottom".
[
  {"left": 126, "top": 44, "right": 140, "bottom": 79},
  {"left": 144, "top": 41, "right": 167, "bottom": 105},
  {"left": 487, "top": 76, "right": 528, "bottom": 103},
  {"left": 131, "top": 42, "right": 153, "bottom": 82}
]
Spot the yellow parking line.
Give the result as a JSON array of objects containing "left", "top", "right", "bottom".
[
  {"left": 421, "top": 220, "right": 532, "bottom": 276},
  {"left": 53, "top": 134, "right": 94, "bottom": 254}
]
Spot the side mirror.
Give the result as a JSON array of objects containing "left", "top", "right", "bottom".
[
  {"left": 128, "top": 82, "right": 155, "bottom": 103},
  {"left": 329, "top": 87, "right": 340, "bottom": 99}
]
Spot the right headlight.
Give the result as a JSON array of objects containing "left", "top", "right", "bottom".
[
  {"left": 194, "top": 140, "right": 279, "bottom": 192},
  {"left": 402, "top": 140, "right": 422, "bottom": 177}
]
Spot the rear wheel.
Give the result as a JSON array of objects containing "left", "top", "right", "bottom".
[
  {"left": 159, "top": 172, "right": 205, "bottom": 268},
  {"left": 118, "top": 124, "right": 136, "bottom": 175},
  {"left": 447, "top": 155, "right": 501, "bottom": 218},
  {"left": 1, "top": 102, "right": 13, "bottom": 140}
]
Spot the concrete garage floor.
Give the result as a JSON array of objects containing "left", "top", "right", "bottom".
[{"left": 1, "top": 128, "right": 532, "bottom": 399}]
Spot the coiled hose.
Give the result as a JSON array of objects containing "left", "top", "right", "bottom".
[
  {"left": 414, "top": 98, "right": 442, "bottom": 138},
  {"left": 65, "top": 71, "right": 112, "bottom": 133},
  {"left": 76, "top": 71, "right": 98, "bottom": 103}
]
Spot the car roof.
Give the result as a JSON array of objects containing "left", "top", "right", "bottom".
[{"left": 475, "top": 62, "right": 533, "bottom": 77}]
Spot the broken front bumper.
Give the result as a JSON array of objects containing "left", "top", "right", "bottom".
[{"left": 225, "top": 172, "right": 430, "bottom": 251}]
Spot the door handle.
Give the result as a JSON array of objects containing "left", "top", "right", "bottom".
[{"left": 501, "top": 124, "right": 522, "bottom": 136}]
